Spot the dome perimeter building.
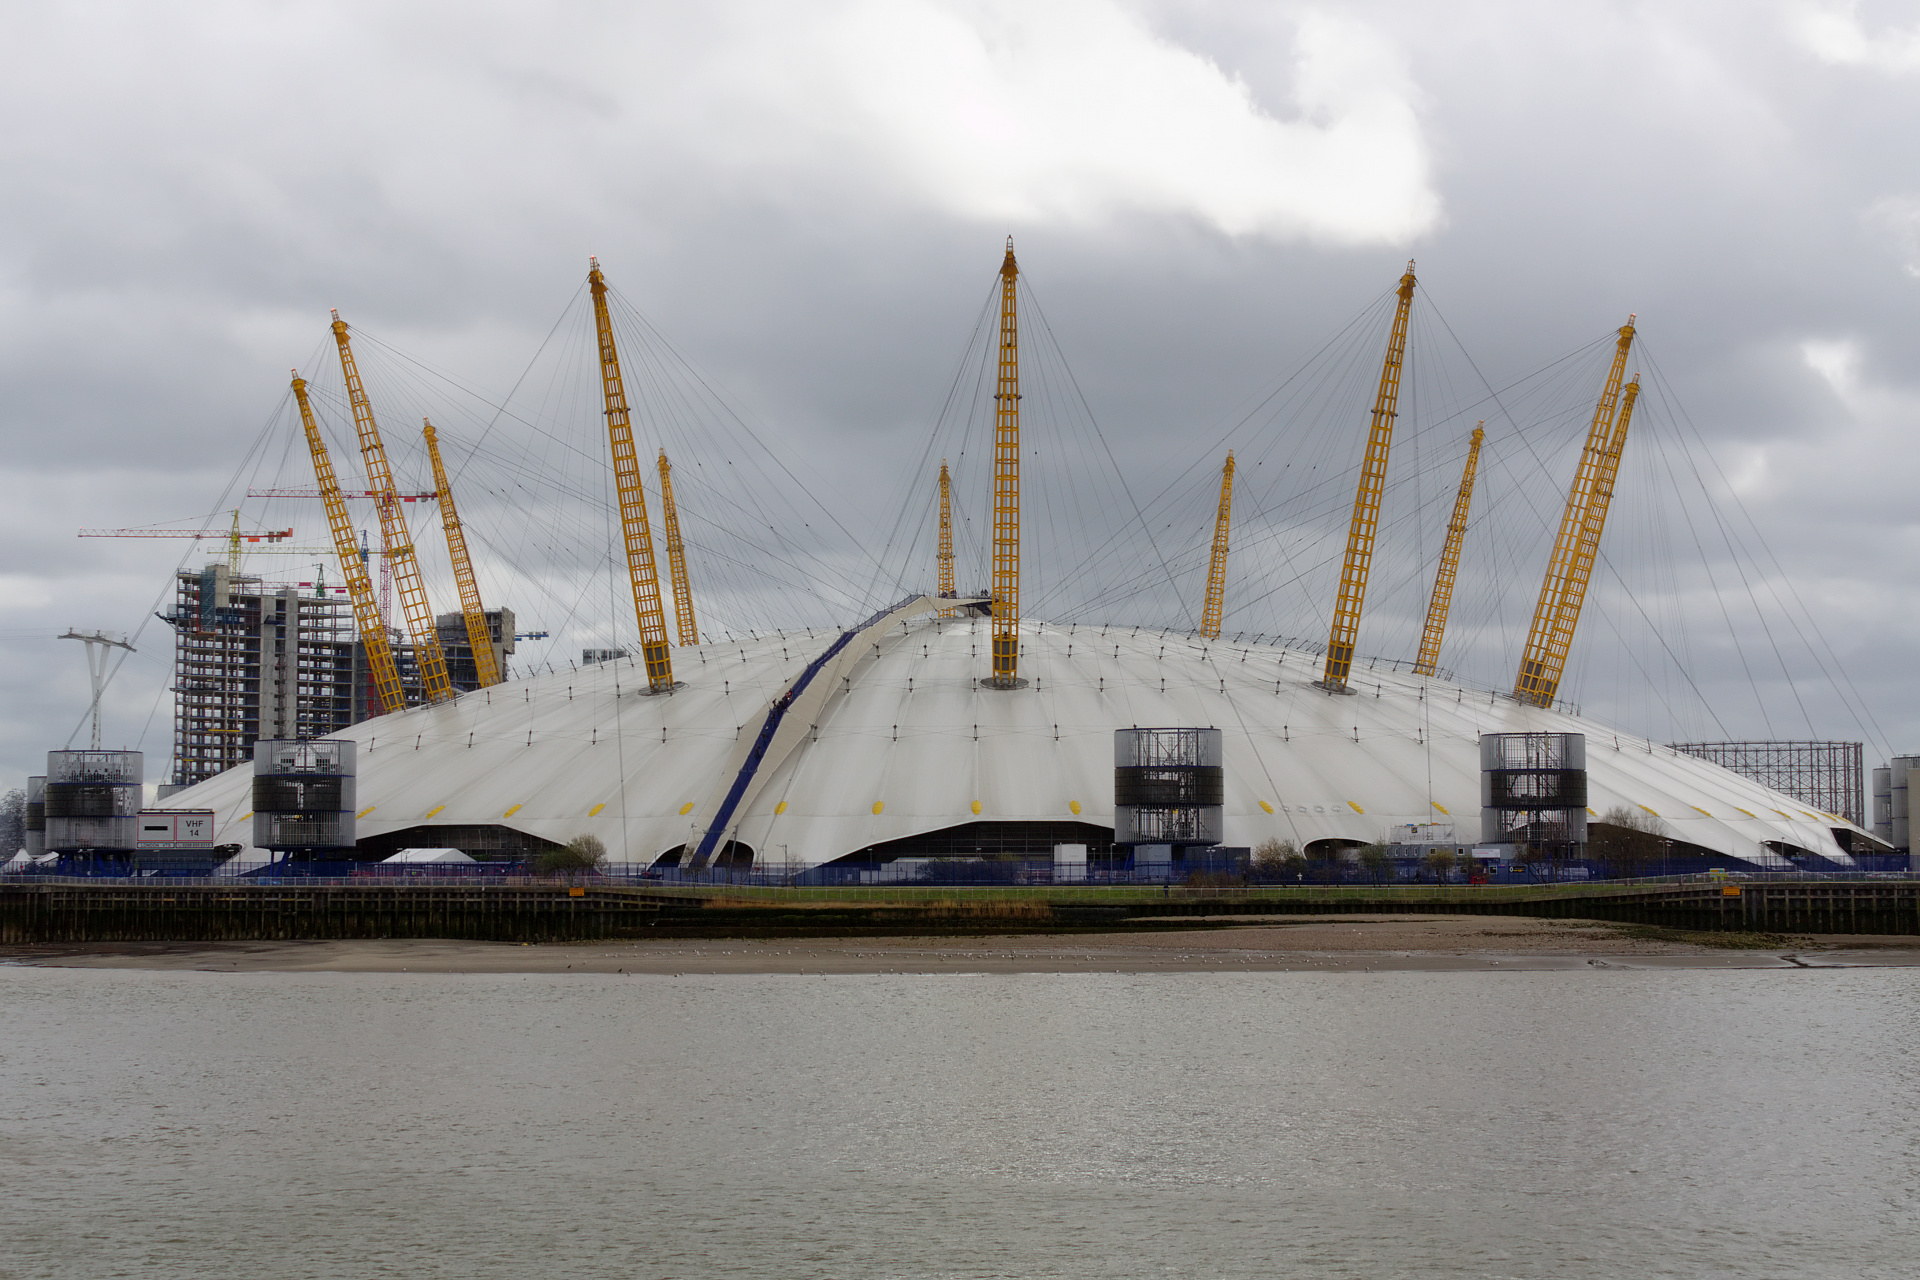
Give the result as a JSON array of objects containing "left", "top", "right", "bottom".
[{"left": 165, "top": 596, "right": 1873, "bottom": 871}]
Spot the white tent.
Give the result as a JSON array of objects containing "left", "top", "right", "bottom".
[
  {"left": 156, "top": 596, "right": 1878, "bottom": 871},
  {"left": 383, "top": 848, "right": 475, "bottom": 864}
]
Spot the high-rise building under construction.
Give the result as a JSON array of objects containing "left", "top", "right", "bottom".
[{"left": 166, "top": 566, "right": 518, "bottom": 789}]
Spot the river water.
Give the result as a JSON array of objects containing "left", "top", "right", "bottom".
[{"left": 1, "top": 965, "right": 1914, "bottom": 1279}]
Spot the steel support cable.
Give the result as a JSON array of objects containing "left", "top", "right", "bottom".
[
  {"left": 1635, "top": 413, "right": 1782, "bottom": 737},
  {"left": 862, "top": 283, "right": 999, "bottom": 607},
  {"left": 1013, "top": 279, "right": 1192, "bottom": 631},
  {"left": 1636, "top": 338, "right": 1885, "bottom": 752},
  {"left": 601, "top": 288, "right": 891, "bottom": 606}
]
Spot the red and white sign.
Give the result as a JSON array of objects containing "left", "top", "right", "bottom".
[{"left": 136, "top": 810, "right": 216, "bottom": 850}]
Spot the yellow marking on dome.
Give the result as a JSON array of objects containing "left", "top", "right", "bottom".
[
  {"left": 1587, "top": 806, "right": 1598, "bottom": 816},
  {"left": 1639, "top": 805, "right": 1659, "bottom": 817},
  {"left": 1259, "top": 801, "right": 1274, "bottom": 814},
  {"left": 1733, "top": 806, "right": 1757, "bottom": 819},
  {"left": 1347, "top": 801, "right": 1365, "bottom": 814},
  {"left": 1069, "top": 800, "right": 1081, "bottom": 815},
  {"left": 872, "top": 801, "right": 884, "bottom": 815},
  {"left": 588, "top": 803, "right": 604, "bottom": 817},
  {"left": 1690, "top": 805, "right": 1712, "bottom": 817},
  {"left": 774, "top": 801, "right": 787, "bottom": 815},
  {"left": 971, "top": 800, "right": 982, "bottom": 815},
  {"left": 1430, "top": 801, "right": 1450, "bottom": 816},
  {"left": 239, "top": 811, "right": 253, "bottom": 821},
  {"left": 357, "top": 806, "right": 376, "bottom": 818},
  {"left": 425, "top": 805, "right": 445, "bottom": 819},
  {"left": 1772, "top": 808, "right": 1792, "bottom": 820},
  {"left": 503, "top": 804, "right": 521, "bottom": 818},
  {"left": 679, "top": 802, "right": 694, "bottom": 816}
]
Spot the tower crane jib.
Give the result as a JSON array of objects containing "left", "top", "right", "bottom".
[
  {"left": 587, "top": 259, "right": 675, "bottom": 693},
  {"left": 331, "top": 310, "right": 453, "bottom": 704},
  {"left": 1413, "top": 423, "right": 1484, "bottom": 677},
  {"left": 291, "top": 371, "right": 405, "bottom": 715},
  {"left": 1321, "top": 262, "right": 1417, "bottom": 692},
  {"left": 423, "top": 418, "right": 501, "bottom": 688},
  {"left": 1514, "top": 318, "right": 1638, "bottom": 708},
  {"left": 1200, "top": 451, "right": 1235, "bottom": 640},
  {"left": 657, "top": 451, "right": 698, "bottom": 647}
]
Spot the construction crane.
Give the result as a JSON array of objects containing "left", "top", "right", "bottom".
[
  {"left": 424, "top": 418, "right": 502, "bottom": 687},
  {"left": 989, "top": 239, "right": 1023, "bottom": 688},
  {"left": 248, "top": 488, "right": 436, "bottom": 501},
  {"left": 292, "top": 370, "right": 406, "bottom": 714},
  {"left": 1412, "top": 423, "right": 1484, "bottom": 677},
  {"left": 656, "top": 450, "right": 699, "bottom": 647},
  {"left": 1322, "top": 261, "right": 1417, "bottom": 693},
  {"left": 587, "top": 258, "right": 674, "bottom": 693},
  {"left": 80, "top": 512, "right": 294, "bottom": 574},
  {"left": 1200, "top": 451, "right": 1235, "bottom": 640},
  {"left": 1514, "top": 318, "right": 1639, "bottom": 708},
  {"left": 331, "top": 310, "right": 454, "bottom": 704},
  {"left": 937, "top": 459, "right": 955, "bottom": 617}
]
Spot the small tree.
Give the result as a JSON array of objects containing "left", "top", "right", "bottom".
[
  {"left": 1514, "top": 842, "right": 1552, "bottom": 881},
  {"left": 0, "top": 788, "right": 23, "bottom": 854},
  {"left": 1356, "top": 842, "right": 1393, "bottom": 884},
  {"left": 1252, "top": 837, "right": 1300, "bottom": 882},
  {"left": 1421, "top": 848, "right": 1458, "bottom": 884},
  {"left": 534, "top": 834, "right": 607, "bottom": 877}
]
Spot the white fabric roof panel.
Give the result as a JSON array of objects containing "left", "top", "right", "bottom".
[{"left": 157, "top": 613, "right": 1866, "bottom": 869}]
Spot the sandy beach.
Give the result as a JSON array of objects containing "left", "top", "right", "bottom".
[{"left": 7, "top": 914, "right": 1920, "bottom": 974}]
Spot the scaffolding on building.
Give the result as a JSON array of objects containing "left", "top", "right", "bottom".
[
  {"left": 166, "top": 567, "right": 394, "bottom": 788},
  {"left": 1669, "top": 740, "right": 1864, "bottom": 827}
]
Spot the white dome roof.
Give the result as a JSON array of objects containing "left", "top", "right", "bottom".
[{"left": 166, "top": 596, "right": 1866, "bottom": 869}]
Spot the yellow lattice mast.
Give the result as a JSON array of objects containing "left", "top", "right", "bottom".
[
  {"left": 423, "top": 418, "right": 501, "bottom": 688},
  {"left": 657, "top": 450, "right": 698, "bottom": 647},
  {"left": 988, "top": 239, "right": 1022, "bottom": 687},
  {"left": 291, "top": 371, "right": 405, "bottom": 715},
  {"left": 937, "top": 459, "right": 955, "bottom": 617},
  {"left": 331, "top": 311, "right": 453, "bottom": 704},
  {"left": 588, "top": 258, "right": 674, "bottom": 693},
  {"left": 1321, "top": 262, "right": 1417, "bottom": 692},
  {"left": 1413, "top": 423, "right": 1484, "bottom": 677},
  {"left": 1200, "top": 451, "right": 1235, "bottom": 639},
  {"left": 1514, "top": 318, "right": 1638, "bottom": 707}
]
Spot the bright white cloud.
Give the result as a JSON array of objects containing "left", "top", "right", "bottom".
[
  {"left": 1792, "top": 2, "right": 1920, "bottom": 70},
  {"left": 693, "top": 1, "right": 1439, "bottom": 242},
  {"left": 1864, "top": 194, "right": 1920, "bottom": 275}
]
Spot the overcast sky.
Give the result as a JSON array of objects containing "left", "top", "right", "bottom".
[{"left": 4, "top": 0, "right": 1919, "bottom": 791}]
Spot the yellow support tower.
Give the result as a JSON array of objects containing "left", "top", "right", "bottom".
[
  {"left": 657, "top": 450, "right": 698, "bottom": 647},
  {"left": 1200, "top": 451, "right": 1235, "bottom": 639},
  {"left": 1413, "top": 423, "right": 1485, "bottom": 677},
  {"left": 988, "top": 239, "right": 1023, "bottom": 687},
  {"left": 423, "top": 418, "right": 501, "bottom": 688},
  {"left": 291, "top": 371, "right": 405, "bottom": 715},
  {"left": 331, "top": 311, "right": 454, "bottom": 705},
  {"left": 1514, "top": 318, "right": 1638, "bottom": 707},
  {"left": 1322, "top": 262, "right": 1417, "bottom": 692},
  {"left": 937, "top": 459, "right": 956, "bottom": 617},
  {"left": 587, "top": 258, "right": 674, "bottom": 692}
]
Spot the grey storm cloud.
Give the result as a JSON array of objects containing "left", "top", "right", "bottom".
[{"left": 3, "top": 0, "right": 1919, "bottom": 789}]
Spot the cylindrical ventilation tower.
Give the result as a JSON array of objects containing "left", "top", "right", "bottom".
[
  {"left": 24, "top": 775, "right": 46, "bottom": 856},
  {"left": 252, "top": 739, "right": 356, "bottom": 854},
  {"left": 1480, "top": 732, "right": 1587, "bottom": 849},
  {"left": 1114, "top": 727, "right": 1224, "bottom": 847},
  {"left": 43, "top": 751, "right": 143, "bottom": 853}
]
